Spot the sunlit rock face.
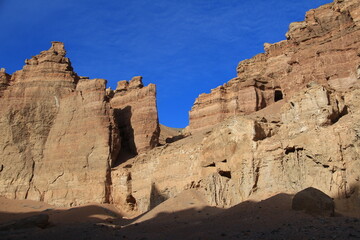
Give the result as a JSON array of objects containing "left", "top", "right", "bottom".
[
  {"left": 0, "top": 42, "right": 120, "bottom": 206},
  {"left": 110, "top": 0, "right": 360, "bottom": 214},
  {"left": 1, "top": 0, "right": 360, "bottom": 218},
  {"left": 189, "top": 0, "right": 360, "bottom": 133},
  {"left": 112, "top": 82, "right": 360, "bottom": 214},
  {"left": 110, "top": 76, "right": 160, "bottom": 157}
]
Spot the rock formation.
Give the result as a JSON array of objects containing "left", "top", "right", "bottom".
[
  {"left": 0, "top": 41, "right": 161, "bottom": 207},
  {"left": 0, "top": 68, "right": 11, "bottom": 97},
  {"left": 292, "top": 187, "right": 335, "bottom": 217},
  {"left": 110, "top": 0, "right": 360, "bottom": 214},
  {"left": 0, "top": 42, "right": 120, "bottom": 206},
  {"left": 112, "top": 80, "right": 360, "bottom": 215},
  {"left": 189, "top": 0, "right": 360, "bottom": 132},
  {"left": 110, "top": 76, "right": 160, "bottom": 158},
  {"left": 1, "top": 0, "right": 360, "bottom": 220}
]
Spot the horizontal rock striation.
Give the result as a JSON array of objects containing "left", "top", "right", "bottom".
[
  {"left": 0, "top": 42, "right": 120, "bottom": 206},
  {"left": 112, "top": 82, "right": 360, "bottom": 214},
  {"left": 110, "top": 76, "right": 160, "bottom": 158},
  {"left": 189, "top": 0, "right": 360, "bottom": 132},
  {"left": 109, "top": 0, "right": 360, "bottom": 215},
  {"left": 1, "top": 0, "right": 360, "bottom": 218}
]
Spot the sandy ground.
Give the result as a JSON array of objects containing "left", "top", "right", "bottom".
[{"left": 1, "top": 189, "right": 360, "bottom": 240}]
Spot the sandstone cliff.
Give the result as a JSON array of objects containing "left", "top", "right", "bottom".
[
  {"left": 0, "top": 41, "right": 161, "bottom": 207},
  {"left": 189, "top": 0, "right": 360, "bottom": 132},
  {"left": 110, "top": 0, "right": 360, "bottom": 215},
  {"left": 1, "top": 0, "right": 360, "bottom": 219},
  {"left": 110, "top": 76, "right": 160, "bottom": 160},
  {"left": 112, "top": 82, "right": 360, "bottom": 215},
  {"left": 0, "top": 42, "right": 120, "bottom": 206},
  {"left": 0, "top": 68, "right": 11, "bottom": 97}
]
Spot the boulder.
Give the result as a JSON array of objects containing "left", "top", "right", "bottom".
[{"left": 292, "top": 187, "right": 334, "bottom": 217}]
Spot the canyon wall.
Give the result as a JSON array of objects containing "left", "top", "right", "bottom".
[
  {"left": 1, "top": 0, "right": 360, "bottom": 216},
  {"left": 112, "top": 82, "right": 360, "bottom": 214},
  {"left": 110, "top": 0, "right": 360, "bottom": 214},
  {"left": 110, "top": 76, "right": 160, "bottom": 159},
  {"left": 0, "top": 42, "right": 160, "bottom": 207},
  {"left": 0, "top": 68, "right": 11, "bottom": 97},
  {"left": 0, "top": 42, "right": 120, "bottom": 206},
  {"left": 189, "top": 0, "right": 360, "bottom": 132}
]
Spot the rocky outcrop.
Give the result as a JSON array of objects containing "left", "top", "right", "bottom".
[
  {"left": 0, "top": 42, "right": 120, "bottom": 206},
  {"left": 110, "top": 76, "right": 159, "bottom": 157},
  {"left": 1, "top": 0, "right": 360, "bottom": 219},
  {"left": 189, "top": 0, "right": 360, "bottom": 132},
  {"left": 0, "top": 68, "right": 11, "bottom": 97},
  {"left": 292, "top": 187, "right": 335, "bottom": 217},
  {"left": 96, "top": 0, "right": 360, "bottom": 215},
  {"left": 111, "top": 82, "right": 360, "bottom": 214}
]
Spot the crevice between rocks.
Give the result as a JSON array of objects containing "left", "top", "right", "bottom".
[{"left": 24, "top": 159, "right": 35, "bottom": 199}]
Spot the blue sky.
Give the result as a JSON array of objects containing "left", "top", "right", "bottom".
[{"left": 0, "top": 0, "right": 332, "bottom": 128}]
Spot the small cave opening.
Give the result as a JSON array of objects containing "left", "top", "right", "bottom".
[
  {"left": 204, "top": 162, "right": 216, "bottom": 167},
  {"left": 218, "top": 170, "right": 232, "bottom": 179},
  {"left": 285, "top": 146, "right": 304, "bottom": 155},
  {"left": 274, "top": 89, "right": 283, "bottom": 102},
  {"left": 126, "top": 194, "right": 137, "bottom": 210}
]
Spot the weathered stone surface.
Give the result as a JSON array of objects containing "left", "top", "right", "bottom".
[
  {"left": 280, "top": 83, "right": 347, "bottom": 136},
  {"left": 109, "top": 0, "right": 360, "bottom": 211},
  {"left": 189, "top": 0, "right": 360, "bottom": 132},
  {"left": 0, "top": 68, "right": 11, "bottom": 97},
  {"left": 26, "top": 79, "right": 120, "bottom": 206},
  {"left": 1, "top": 0, "right": 360, "bottom": 219},
  {"left": 292, "top": 187, "right": 334, "bottom": 217},
  {"left": 0, "top": 42, "right": 120, "bottom": 206},
  {"left": 110, "top": 76, "right": 159, "bottom": 156},
  {"left": 111, "top": 82, "right": 360, "bottom": 214}
]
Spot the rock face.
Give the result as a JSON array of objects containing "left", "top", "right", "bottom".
[
  {"left": 189, "top": 0, "right": 360, "bottom": 132},
  {"left": 0, "top": 42, "right": 120, "bottom": 206},
  {"left": 0, "top": 68, "right": 11, "bottom": 97},
  {"left": 112, "top": 81, "right": 360, "bottom": 215},
  {"left": 110, "top": 0, "right": 360, "bottom": 215},
  {"left": 1, "top": 0, "right": 360, "bottom": 219},
  {"left": 110, "top": 76, "right": 160, "bottom": 157}
]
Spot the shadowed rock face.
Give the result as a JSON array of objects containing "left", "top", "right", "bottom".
[
  {"left": 0, "top": 42, "right": 120, "bottom": 206},
  {"left": 189, "top": 0, "right": 360, "bottom": 132},
  {"left": 292, "top": 187, "right": 335, "bottom": 217}
]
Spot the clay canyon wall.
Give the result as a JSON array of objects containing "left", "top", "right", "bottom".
[
  {"left": 189, "top": 0, "right": 360, "bottom": 132},
  {"left": 0, "top": 42, "right": 159, "bottom": 206},
  {"left": 0, "top": 0, "right": 360, "bottom": 215}
]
